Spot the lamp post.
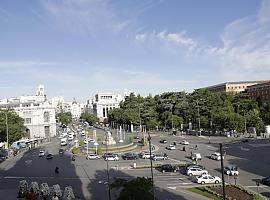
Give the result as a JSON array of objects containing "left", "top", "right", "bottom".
[
  {"left": 5, "top": 110, "right": 9, "bottom": 157},
  {"left": 196, "top": 100, "right": 201, "bottom": 135},
  {"left": 219, "top": 143, "right": 226, "bottom": 200},
  {"left": 105, "top": 132, "right": 111, "bottom": 200},
  {"left": 171, "top": 104, "right": 174, "bottom": 131},
  {"left": 148, "top": 132, "right": 155, "bottom": 200}
]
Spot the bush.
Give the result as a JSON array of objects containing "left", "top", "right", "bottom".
[{"left": 71, "top": 147, "right": 79, "bottom": 154}]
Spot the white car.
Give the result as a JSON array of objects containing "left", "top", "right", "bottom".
[
  {"left": 141, "top": 152, "right": 154, "bottom": 159},
  {"left": 39, "top": 150, "right": 45, "bottom": 157},
  {"left": 81, "top": 131, "right": 86, "bottom": 136},
  {"left": 195, "top": 174, "right": 221, "bottom": 184},
  {"left": 105, "top": 155, "right": 119, "bottom": 161},
  {"left": 186, "top": 167, "right": 208, "bottom": 176},
  {"left": 84, "top": 138, "right": 95, "bottom": 144},
  {"left": 181, "top": 140, "right": 189, "bottom": 145},
  {"left": 152, "top": 154, "right": 168, "bottom": 161},
  {"left": 166, "top": 145, "right": 176, "bottom": 150},
  {"left": 86, "top": 154, "right": 100, "bottom": 160},
  {"left": 210, "top": 152, "right": 224, "bottom": 161}
]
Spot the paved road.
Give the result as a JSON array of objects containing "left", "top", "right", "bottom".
[
  {"left": 1, "top": 129, "right": 269, "bottom": 199},
  {"left": 0, "top": 135, "right": 203, "bottom": 200}
]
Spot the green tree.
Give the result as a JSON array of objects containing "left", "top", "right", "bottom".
[
  {"left": 110, "top": 177, "right": 155, "bottom": 200},
  {"left": 56, "top": 112, "right": 72, "bottom": 125},
  {"left": 0, "top": 109, "right": 26, "bottom": 143},
  {"left": 80, "top": 113, "right": 98, "bottom": 126}
]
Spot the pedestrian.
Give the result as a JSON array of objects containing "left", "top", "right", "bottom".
[
  {"left": 39, "top": 192, "right": 46, "bottom": 200},
  {"left": 195, "top": 145, "right": 198, "bottom": 150},
  {"left": 190, "top": 151, "right": 193, "bottom": 159},
  {"left": 182, "top": 146, "right": 186, "bottom": 151},
  {"left": 52, "top": 193, "right": 59, "bottom": 200}
]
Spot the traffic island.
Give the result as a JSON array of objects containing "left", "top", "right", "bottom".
[{"left": 188, "top": 185, "right": 264, "bottom": 200}]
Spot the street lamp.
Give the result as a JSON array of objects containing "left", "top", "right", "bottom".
[
  {"left": 105, "top": 132, "right": 111, "bottom": 200},
  {"left": 196, "top": 100, "right": 201, "bottom": 135},
  {"left": 5, "top": 107, "right": 9, "bottom": 157},
  {"left": 147, "top": 132, "right": 155, "bottom": 200},
  {"left": 171, "top": 104, "right": 174, "bottom": 131}
]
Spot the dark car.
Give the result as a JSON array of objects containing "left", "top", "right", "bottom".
[
  {"left": 159, "top": 139, "right": 167, "bottom": 144},
  {"left": 261, "top": 176, "right": 270, "bottom": 186},
  {"left": 46, "top": 154, "right": 53, "bottom": 159},
  {"left": 103, "top": 153, "right": 114, "bottom": 158},
  {"left": 122, "top": 153, "right": 139, "bottom": 160},
  {"left": 0, "top": 156, "right": 6, "bottom": 163},
  {"left": 59, "top": 149, "right": 64, "bottom": 154},
  {"left": 160, "top": 164, "right": 179, "bottom": 173}
]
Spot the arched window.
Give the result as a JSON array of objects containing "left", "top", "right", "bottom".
[{"left": 44, "top": 111, "right": 50, "bottom": 123}]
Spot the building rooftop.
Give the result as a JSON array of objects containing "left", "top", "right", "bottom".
[{"left": 201, "top": 80, "right": 270, "bottom": 89}]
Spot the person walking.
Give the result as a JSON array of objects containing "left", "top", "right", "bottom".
[{"left": 52, "top": 193, "right": 59, "bottom": 200}]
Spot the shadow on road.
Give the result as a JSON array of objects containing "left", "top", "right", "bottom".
[
  {"left": 87, "top": 168, "right": 192, "bottom": 200},
  {"left": 0, "top": 147, "right": 84, "bottom": 199}
]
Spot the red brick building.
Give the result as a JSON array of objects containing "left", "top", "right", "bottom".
[{"left": 247, "top": 81, "right": 270, "bottom": 102}]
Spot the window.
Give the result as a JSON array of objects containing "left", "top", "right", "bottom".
[
  {"left": 103, "top": 108, "right": 106, "bottom": 117},
  {"left": 25, "top": 118, "right": 31, "bottom": 124},
  {"left": 44, "top": 111, "right": 50, "bottom": 123}
]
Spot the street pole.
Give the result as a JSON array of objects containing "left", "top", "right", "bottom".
[
  {"left": 148, "top": 132, "right": 155, "bottom": 200},
  {"left": 139, "top": 107, "right": 142, "bottom": 136},
  {"left": 171, "top": 104, "right": 174, "bottom": 130},
  {"left": 5, "top": 110, "right": 9, "bottom": 157},
  {"left": 196, "top": 101, "right": 201, "bottom": 135},
  {"left": 105, "top": 133, "right": 111, "bottom": 200},
  {"left": 219, "top": 143, "right": 226, "bottom": 200},
  {"left": 86, "top": 132, "right": 89, "bottom": 156}
]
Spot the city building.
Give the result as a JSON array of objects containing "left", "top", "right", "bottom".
[
  {"left": 247, "top": 81, "right": 270, "bottom": 102},
  {"left": 0, "top": 85, "right": 56, "bottom": 139},
  {"left": 93, "top": 93, "right": 122, "bottom": 122},
  {"left": 201, "top": 81, "right": 269, "bottom": 93},
  {"left": 14, "top": 102, "right": 56, "bottom": 139}
]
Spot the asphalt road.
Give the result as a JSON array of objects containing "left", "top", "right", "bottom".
[{"left": 1, "top": 130, "right": 270, "bottom": 199}]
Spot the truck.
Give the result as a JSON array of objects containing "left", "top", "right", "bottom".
[{"left": 60, "top": 138, "right": 67, "bottom": 146}]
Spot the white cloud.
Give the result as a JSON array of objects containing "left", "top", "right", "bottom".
[
  {"left": 0, "top": 61, "right": 58, "bottom": 69},
  {"left": 135, "top": 0, "right": 270, "bottom": 81},
  {"left": 135, "top": 30, "right": 197, "bottom": 50},
  {"left": 42, "top": 0, "right": 128, "bottom": 34}
]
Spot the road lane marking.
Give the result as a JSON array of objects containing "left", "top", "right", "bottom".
[{"left": 4, "top": 176, "right": 26, "bottom": 179}]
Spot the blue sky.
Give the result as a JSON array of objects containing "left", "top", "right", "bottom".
[{"left": 0, "top": 0, "right": 269, "bottom": 101}]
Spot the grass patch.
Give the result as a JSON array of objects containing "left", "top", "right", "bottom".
[{"left": 188, "top": 187, "right": 222, "bottom": 200}]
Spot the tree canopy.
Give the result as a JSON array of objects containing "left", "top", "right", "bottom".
[
  {"left": 80, "top": 113, "right": 98, "bottom": 126},
  {"left": 108, "top": 90, "right": 270, "bottom": 133},
  {"left": 0, "top": 109, "right": 26, "bottom": 143},
  {"left": 56, "top": 112, "right": 72, "bottom": 125},
  {"left": 110, "top": 177, "right": 154, "bottom": 200}
]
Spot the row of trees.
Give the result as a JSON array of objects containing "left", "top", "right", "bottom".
[{"left": 108, "top": 90, "right": 270, "bottom": 133}]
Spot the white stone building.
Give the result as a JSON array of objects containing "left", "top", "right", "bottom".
[
  {"left": 0, "top": 85, "right": 56, "bottom": 139},
  {"left": 14, "top": 102, "right": 56, "bottom": 139},
  {"left": 93, "top": 93, "right": 122, "bottom": 122}
]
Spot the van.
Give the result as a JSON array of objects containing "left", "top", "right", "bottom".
[{"left": 191, "top": 153, "right": 202, "bottom": 160}]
